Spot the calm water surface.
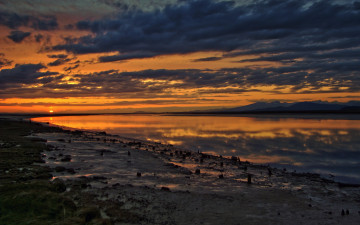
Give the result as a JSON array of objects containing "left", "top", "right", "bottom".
[{"left": 33, "top": 114, "right": 360, "bottom": 183}]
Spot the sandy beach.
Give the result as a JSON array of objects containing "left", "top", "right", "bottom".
[{"left": 1, "top": 117, "right": 360, "bottom": 225}]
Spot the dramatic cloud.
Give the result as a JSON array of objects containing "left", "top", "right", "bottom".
[
  {"left": 54, "top": 0, "right": 360, "bottom": 59},
  {"left": 0, "top": 0, "right": 359, "bottom": 109},
  {"left": 46, "top": 0, "right": 360, "bottom": 97},
  {"left": 99, "top": 52, "right": 158, "bottom": 62},
  {"left": 0, "top": 10, "right": 58, "bottom": 30},
  {"left": 7, "top": 30, "right": 31, "bottom": 43},
  {"left": 192, "top": 57, "right": 223, "bottom": 62},
  {"left": 47, "top": 54, "right": 68, "bottom": 59},
  {"left": 0, "top": 64, "right": 58, "bottom": 89},
  {"left": 2, "top": 63, "right": 358, "bottom": 99},
  {"left": 0, "top": 54, "right": 12, "bottom": 68},
  {"left": 48, "top": 58, "right": 72, "bottom": 66}
]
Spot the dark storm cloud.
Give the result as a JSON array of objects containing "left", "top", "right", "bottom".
[
  {"left": 7, "top": 30, "right": 31, "bottom": 43},
  {"left": 0, "top": 65, "right": 358, "bottom": 99},
  {"left": 46, "top": 54, "right": 77, "bottom": 67},
  {"left": 0, "top": 10, "right": 58, "bottom": 30},
  {"left": 192, "top": 57, "right": 223, "bottom": 62},
  {"left": 53, "top": 0, "right": 360, "bottom": 58},
  {"left": 0, "top": 98, "right": 218, "bottom": 107},
  {"left": 64, "top": 64, "right": 80, "bottom": 71},
  {"left": 47, "top": 54, "right": 69, "bottom": 59},
  {"left": 99, "top": 52, "right": 158, "bottom": 62},
  {"left": 34, "top": 34, "right": 44, "bottom": 42},
  {"left": 48, "top": 58, "right": 72, "bottom": 66},
  {"left": 0, "top": 54, "right": 12, "bottom": 68},
  {"left": 62, "top": 66, "right": 359, "bottom": 96},
  {"left": 0, "top": 11, "right": 29, "bottom": 29},
  {"left": 0, "top": 64, "right": 59, "bottom": 89},
  {"left": 47, "top": 0, "right": 360, "bottom": 91}
]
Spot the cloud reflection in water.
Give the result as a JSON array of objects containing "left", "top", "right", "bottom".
[{"left": 33, "top": 115, "right": 360, "bottom": 183}]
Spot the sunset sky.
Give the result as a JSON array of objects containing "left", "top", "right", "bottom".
[{"left": 0, "top": 0, "right": 359, "bottom": 113}]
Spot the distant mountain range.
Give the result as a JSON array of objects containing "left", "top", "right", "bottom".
[{"left": 198, "top": 101, "right": 360, "bottom": 113}]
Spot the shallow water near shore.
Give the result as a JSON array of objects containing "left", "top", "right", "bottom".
[{"left": 33, "top": 114, "right": 360, "bottom": 184}]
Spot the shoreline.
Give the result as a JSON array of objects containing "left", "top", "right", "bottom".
[
  {"left": 2, "top": 111, "right": 360, "bottom": 121},
  {"left": 33, "top": 115, "right": 360, "bottom": 185},
  {"left": 1, "top": 117, "right": 360, "bottom": 224}
]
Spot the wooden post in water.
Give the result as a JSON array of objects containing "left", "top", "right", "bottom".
[{"left": 247, "top": 174, "right": 252, "bottom": 184}]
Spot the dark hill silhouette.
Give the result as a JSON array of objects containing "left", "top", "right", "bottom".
[{"left": 194, "top": 101, "right": 360, "bottom": 113}]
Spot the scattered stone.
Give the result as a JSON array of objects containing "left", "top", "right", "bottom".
[
  {"left": 78, "top": 206, "right": 101, "bottom": 223},
  {"left": 33, "top": 158, "right": 45, "bottom": 163},
  {"left": 51, "top": 178, "right": 66, "bottom": 193},
  {"left": 161, "top": 186, "right": 171, "bottom": 191},
  {"left": 67, "top": 168, "right": 76, "bottom": 174},
  {"left": 165, "top": 163, "right": 179, "bottom": 168},
  {"left": 55, "top": 166, "right": 66, "bottom": 172},
  {"left": 219, "top": 174, "right": 224, "bottom": 179},
  {"left": 29, "top": 137, "right": 47, "bottom": 142},
  {"left": 346, "top": 209, "right": 349, "bottom": 215},
  {"left": 137, "top": 172, "right": 141, "bottom": 177},
  {"left": 341, "top": 209, "right": 345, "bottom": 216},
  {"left": 92, "top": 176, "right": 107, "bottom": 180},
  {"left": 195, "top": 169, "right": 200, "bottom": 174},
  {"left": 128, "top": 151, "right": 131, "bottom": 156},
  {"left": 61, "top": 155, "right": 71, "bottom": 162}
]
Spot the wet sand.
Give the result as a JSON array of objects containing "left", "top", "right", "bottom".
[{"left": 1, "top": 117, "right": 360, "bottom": 224}]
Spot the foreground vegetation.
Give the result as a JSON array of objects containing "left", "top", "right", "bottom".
[{"left": 0, "top": 119, "right": 110, "bottom": 225}]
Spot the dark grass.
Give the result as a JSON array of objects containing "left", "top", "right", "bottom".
[{"left": 0, "top": 118, "right": 143, "bottom": 225}]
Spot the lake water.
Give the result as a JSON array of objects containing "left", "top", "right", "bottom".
[{"left": 32, "top": 114, "right": 360, "bottom": 184}]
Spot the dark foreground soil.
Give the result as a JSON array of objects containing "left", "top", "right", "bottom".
[{"left": 0, "top": 119, "right": 140, "bottom": 225}]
